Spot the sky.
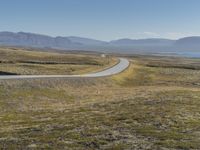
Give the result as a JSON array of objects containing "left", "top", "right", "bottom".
[{"left": 0, "top": 0, "right": 200, "bottom": 41}]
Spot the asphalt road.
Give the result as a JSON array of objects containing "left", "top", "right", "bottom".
[{"left": 0, "top": 58, "right": 129, "bottom": 80}]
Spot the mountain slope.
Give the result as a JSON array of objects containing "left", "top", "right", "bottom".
[
  {"left": 0, "top": 32, "right": 75, "bottom": 48},
  {"left": 68, "top": 36, "right": 107, "bottom": 45},
  {"left": 175, "top": 36, "right": 200, "bottom": 46},
  {"left": 173, "top": 36, "right": 200, "bottom": 51}
]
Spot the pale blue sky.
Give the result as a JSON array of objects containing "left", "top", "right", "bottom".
[{"left": 0, "top": 0, "right": 200, "bottom": 40}]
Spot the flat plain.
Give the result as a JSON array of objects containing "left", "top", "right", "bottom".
[{"left": 0, "top": 47, "right": 200, "bottom": 149}]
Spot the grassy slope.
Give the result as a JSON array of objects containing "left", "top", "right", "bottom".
[
  {"left": 0, "top": 47, "right": 117, "bottom": 75},
  {"left": 0, "top": 55, "right": 200, "bottom": 149}
]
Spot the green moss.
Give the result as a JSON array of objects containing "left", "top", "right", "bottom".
[
  {"left": 136, "top": 126, "right": 187, "bottom": 140},
  {"left": 156, "top": 140, "right": 200, "bottom": 149}
]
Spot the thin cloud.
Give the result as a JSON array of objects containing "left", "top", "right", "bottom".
[
  {"left": 143, "top": 32, "right": 160, "bottom": 37},
  {"left": 165, "top": 32, "right": 200, "bottom": 39},
  {"left": 166, "top": 32, "right": 186, "bottom": 39}
]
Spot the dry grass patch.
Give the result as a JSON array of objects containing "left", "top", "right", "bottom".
[
  {"left": 0, "top": 47, "right": 118, "bottom": 75},
  {"left": 0, "top": 55, "right": 200, "bottom": 149}
]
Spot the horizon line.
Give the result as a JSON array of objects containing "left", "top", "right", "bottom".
[{"left": 0, "top": 30, "right": 199, "bottom": 42}]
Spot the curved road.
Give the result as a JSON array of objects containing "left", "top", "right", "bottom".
[{"left": 0, "top": 58, "right": 129, "bottom": 80}]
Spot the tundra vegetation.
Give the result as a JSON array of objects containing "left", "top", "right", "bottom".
[
  {"left": 0, "top": 47, "right": 200, "bottom": 149},
  {"left": 0, "top": 47, "right": 117, "bottom": 75}
]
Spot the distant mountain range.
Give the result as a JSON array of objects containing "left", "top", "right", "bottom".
[{"left": 0, "top": 31, "right": 200, "bottom": 53}]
